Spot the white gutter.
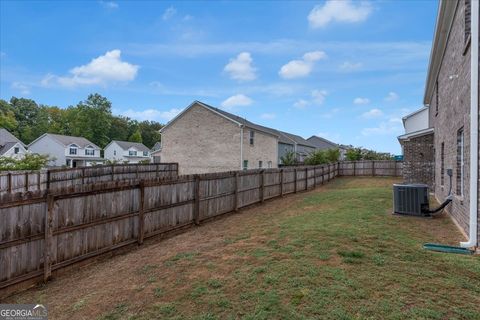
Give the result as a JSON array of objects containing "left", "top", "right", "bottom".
[
  {"left": 461, "top": 0, "right": 479, "bottom": 248},
  {"left": 240, "top": 125, "right": 244, "bottom": 170}
]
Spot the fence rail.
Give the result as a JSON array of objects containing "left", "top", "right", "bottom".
[
  {"left": 0, "top": 160, "right": 401, "bottom": 296},
  {"left": 0, "top": 163, "right": 178, "bottom": 195}
]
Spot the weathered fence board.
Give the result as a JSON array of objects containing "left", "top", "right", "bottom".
[
  {"left": 0, "top": 160, "right": 401, "bottom": 295},
  {"left": 0, "top": 163, "right": 178, "bottom": 195}
]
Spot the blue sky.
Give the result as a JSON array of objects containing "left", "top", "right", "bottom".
[{"left": 0, "top": 0, "right": 438, "bottom": 154}]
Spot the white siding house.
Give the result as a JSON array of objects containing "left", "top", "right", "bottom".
[
  {"left": 104, "top": 141, "right": 151, "bottom": 164},
  {"left": 28, "top": 133, "right": 104, "bottom": 167},
  {"left": 0, "top": 128, "right": 27, "bottom": 159}
]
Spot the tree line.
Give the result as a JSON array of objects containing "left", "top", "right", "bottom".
[{"left": 0, "top": 93, "right": 163, "bottom": 149}]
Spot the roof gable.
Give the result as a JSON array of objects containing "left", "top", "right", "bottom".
[
  {"left": 29, "top": 133, "right": 101, "bottom": 149},
  {"left": 0, "top": 128, "right": 25, "bottom": 147},
  {"left": 109, "top": 140, "right": 150, "bottom": 152}
]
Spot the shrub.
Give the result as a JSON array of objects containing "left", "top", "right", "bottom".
[
  {"left": 280, "top": 151, "right": 297, "bottom": 166},
  {"left": 0, "top": 153, "right": 50, "bottom": 171}
]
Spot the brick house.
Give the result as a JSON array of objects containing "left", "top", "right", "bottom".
[
  {"left": 398, "top": 107, "right": 434, "bottom": 187},
  {"left": 405, "top": 0, "right": 479, "bottom": 249},
  {"left": 159, "top": 101, "right": 279, "bottom": 174}
]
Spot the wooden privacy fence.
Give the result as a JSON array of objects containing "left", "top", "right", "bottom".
[
  {"left": 0, "top": 163, "right": 178, "bottom": 195},
  {"left": 0, "top": 160, "right": 401, "bottom": 295},
  {"left": 338, "top": 160, "right": 402, "bottom": 177}
]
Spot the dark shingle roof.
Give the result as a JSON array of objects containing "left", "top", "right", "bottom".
[
  {"left": 0, "top": 128, "right": 25, "bottom": 146},
  {"left": 279, "top": 131, "right": 316, "bottom": 148},
  {"left": 0, "top": 142, "right": 19, "bottom": 156},
  {"left": 151, "top": 142, "right": 162, "bottom": 151},
  {"left": 112, "top": 140, "right": 150, "bottom": 152},
  {"left": 42, "top": 133, "right": 101, "bottom": 149}
]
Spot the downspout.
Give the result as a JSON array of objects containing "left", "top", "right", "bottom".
[
  {"left": 240, "top": 125, "right": 244, "bottom": 170},
  {"left": 461, "top": 0, "right": 479, "bottom": 248}
]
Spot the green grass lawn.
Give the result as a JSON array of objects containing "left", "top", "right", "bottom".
[{"left": 8, "top": 177, "right": 480, "bottom": 319}]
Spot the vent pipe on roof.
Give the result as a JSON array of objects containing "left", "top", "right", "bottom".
[{"left": 461, "top": 0, "right": 479, "bottom": 249}]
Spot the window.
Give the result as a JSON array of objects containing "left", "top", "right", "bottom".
[
  {"left": 457, "top": 128, "right": 465, "bottom": 196},
  {"left": 465, "top": 0, "right": 472, "bottom": 44},
  {"left": 143, "top": 151, "right": 149, "bottom": 156},
  {"left": 114, "top": 150, "right": 116, "bottom": 156},
  {"left": 440, "top": 142, "right": 445, "bottom": 186},
  {"left": 129, "top": 150, "right": 137, "bottom": 156},
  {"left": 435, "top": 80, "right": 439, "bottom": 116},
  {"left": 85, "top": 148, "right": 94, "bottom": 156},
  {"left": 268, "top": 161, "right": 272, "bottom": 168},
  {"left": 243, "top": 160, "right": 248, "bottom": 170},
  {"left": 249, "top": 131, "right": 255, "bottom": 145},
  {"left": 69, "top": 147, "right": 77, "bottom": 155},
  {"left": 259, "top": 161, "right": 263, "bottom": 168},
  {"left": 14, "top": 147, "right": 19, "bottom": 154}
]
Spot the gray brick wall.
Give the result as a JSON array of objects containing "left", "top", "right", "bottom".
[
  {"left": 429, "top": 0, "right": 476, "bottom": 239},
  {"left": 161, "top": 103, "right": 242, "bottom": 174},
  {"left": 402, "top": 133, "right": 434, "bottom": 188}
]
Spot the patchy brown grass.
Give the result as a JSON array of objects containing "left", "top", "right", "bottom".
[{"left": 5, "top": 177, "right": 480, "bottom": 320}]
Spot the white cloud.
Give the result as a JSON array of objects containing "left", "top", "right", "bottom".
[
  {"left": 260, "top": 113, "right": 276, "bottom": 120},
  {"left": 11, "top": 82, "right": 30, "bottom": 95},
  {"left": 311, "top": 89, "right": 327, "bottom": 105},
  {"left": 293, "top": 99, "right": 309, "bottom": 109},
  {"left": 308, "top": 0, "right": 373, "bottom": 28},
  {"left": 120, "top": 108, "right": 181, "bottom": 122},
  {"left": 385, "top": 91, "right": 399, "bottom": 102},
  {"left": 221, "top": 94, "right": 253, "bottom": 109},
  {"left": 162, "top": 6, "right": 177, "bottom": 20},
  {"left": 321, "top": 108, "right": 341, "bottom": 119},
  {"left": 100, "top": 1, "right": 118, "bottom": 9},
  {"left": 279, "top": 51, "right": 326, "bottom": 79},
  {"left": 353, "top": 97, "right": 370, "bottom": 105},
  {"left": 41, "top": 50, "right": 139, "bottom": 88},
  {"left": 339, "top": 61, "right": 363, "bottom": 72},
  {"left": 224, "top": 52, "right": 257, "bottom": 81},
  {"left": 361, "top": 117, "right": 402, "bottom": 136},
  {"left": 362, "top": 108, "right": 384, "bottom": 119}
]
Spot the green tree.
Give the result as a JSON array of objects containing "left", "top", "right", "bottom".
[
  {"left": 346, "top": 147, "right": 363, "bottom": 161},
  {"left": 0, "top": 99, "right": 17, "bottom": 131},
  {"left": 129, "top": 129, "right": 143, "bottom": 143},
  {"left": 138, "top": 120, "right": 162, "bottom": 148},
  {"left": 9, "top": 97, "right": 40, "bottom": 143},
  {"left": 280, "top": 151, "right": 297, "bottom": 166},
  {"left": 71, "top": 94, "right": 113, "bottom": 147}
]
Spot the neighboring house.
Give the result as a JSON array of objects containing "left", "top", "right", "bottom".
[
  {"left": 279, "top": 131, "right": 316, "bottom": 163},
  {"left": 404, "top": 0, "right": 479, "bottom": 249},
  {"left": 159, "top": 101, "right": 279, "bottom": 174},
  {"left": 28, "top": 133, "right": 104, "bottom": 167},
  {"left": 307, "top": 135, "right": 347, "bottom": 160},
  {"left": 150, "top": 142, "right": 162, "bottom": 163},
  {"left": 397, "top": 107, "right": 434, "bottom": 187},
  {"left": 104, "top": 140, "right": 151, "bottom": 164},
  {"left": 0, "top": 128, "right": 27, "bottom": 159}
]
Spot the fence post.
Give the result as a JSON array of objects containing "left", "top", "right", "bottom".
[
  {"left": 7, "top": 173, "right": 12, "bottom": 193},
  {"left": 156, "top": 164, "right": 160, "bottom": 179},
  {"left": 44, "top": 194, "right": 54, "bottom": 282},
  {"left": 37, "top": 172, "right": 41, "bottom": 190},
  {"left": 46, "top": 170, "right": 51, "bottom": 191},
  {"left": 372, "top": 160, "right": 375, "bottom": 176},
  {"left": 111, "top": 165, "right": 115, "bottom": 181},
  {"left": 138, "top": 181, "right": 145, "bottom": 244},
  {"left": 280, "top": 169, "right": 284, "bottom": 197},
  {"left": 305, "top": 167, "right": 308, "bottom": 190},
  {"left": 337, "top": 161, "right": 340, "bottom": 176},
  {"left": 24, "top": 172, "right": 29, "bottom": 192},
  {"left": 260, "top": 170, "right": 265, "bottom": 203},
  {"left": 234, "top": 172, "right": 239, "bottom": 211},
  {"left": 321, "top": 166, "right": 324, "bottom": 184},
  {"left": 314, "top": 167, "right": 317, "bottom": 186},
  {"left": 194, "top": 175, "right": 200, "bottom": 224},
  {"left": 82, "top": 168, "right": 86, "bottom": 185},
  {"left": 353, "top": 161, "right": 356, "bottom": 176},
  {"left": 294, "top": 168, "right": 298, "bottom": 193}
]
